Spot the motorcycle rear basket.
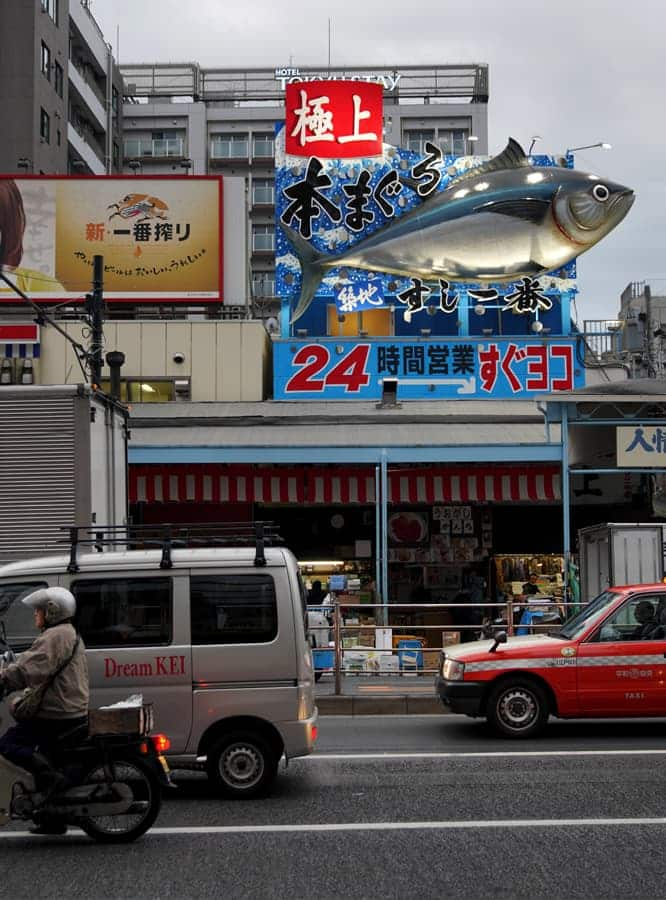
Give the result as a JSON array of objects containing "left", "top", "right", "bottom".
[{"left": 88, "top": 703, "right": 154, "bottom": 737}]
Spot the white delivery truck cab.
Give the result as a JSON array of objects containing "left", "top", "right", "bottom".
[{"left": 0, "top": 523, "right": 318, "bottom": 798}]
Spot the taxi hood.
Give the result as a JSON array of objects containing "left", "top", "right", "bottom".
[{"left": 444, "top": 633, "right": 565, "bottom": 661}]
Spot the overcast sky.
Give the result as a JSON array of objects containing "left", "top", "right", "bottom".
[{"left": 93, "top": 0, "right": 665, "bottom": 323}]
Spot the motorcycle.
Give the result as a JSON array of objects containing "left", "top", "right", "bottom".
[{"left": 0, "top": 622, "right": 173, "bottom": 843}]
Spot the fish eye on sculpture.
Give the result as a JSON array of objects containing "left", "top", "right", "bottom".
[{"left": 592, "top": 184, "right": 610, "bottom": 202}]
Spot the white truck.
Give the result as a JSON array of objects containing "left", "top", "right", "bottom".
[
  {"left": 578, "top": 522, "right": 665, "bottom": 602},
  {"left": 0, "top": 384, "right": 128, "bottom": 563}
]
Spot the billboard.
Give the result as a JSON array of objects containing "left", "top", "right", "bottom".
[
  {"left": 0, "top": 176, "right": 223, "bottom": 303},
  {"left": 273, "top": 336, "right": 584, "bottom": 400},
  {"left": 275, "top": 82, "right": 633, "bottom": 332}
]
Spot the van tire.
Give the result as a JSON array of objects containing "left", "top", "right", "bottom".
[
  {"left": 486, "top": 678, "right": 549, "bottom": 739},
  {"left": 314, "top": 671, "right": 323, "bottom": 682},
  {"left": 206, "top": 731, "right": 278, "bottom": 799}
]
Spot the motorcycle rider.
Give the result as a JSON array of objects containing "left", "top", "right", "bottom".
[{"left": 0, "top": 587, "right": 88, "bottom": 835}]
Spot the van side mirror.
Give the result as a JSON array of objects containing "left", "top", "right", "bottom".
[{"left": 489, "top": 630, "right": 507, "bottom": 654}]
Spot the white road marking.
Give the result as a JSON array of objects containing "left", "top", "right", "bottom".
[
  {"left": 307, "top": 749, "right": 666, "bottom": 760},
  {"left": 2, "top": 818, "right": 666, "bottom": 839}
]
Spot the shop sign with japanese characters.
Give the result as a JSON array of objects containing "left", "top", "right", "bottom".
[
  {"left": 285, "top": 80, "right": 383, "bottom": 159},
  {"left": 273, "top": 337, "right": 583, "bottom": 400},
  {"left": 275, "top": 121, "right": 576, "bottom": 323},
  {"left": 0, "top": 176, "right": 223, "bottom": 304},
  {"left": 617, "top": 425, "right": 666, "bottom": 467}
]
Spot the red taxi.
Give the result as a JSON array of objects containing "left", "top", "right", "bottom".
[{"left": 435, "top": 585, "right": 666, "bottom": 737}]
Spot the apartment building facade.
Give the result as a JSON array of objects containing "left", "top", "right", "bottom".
[{"left": 0, "top": 0, "right": 123, "bottom": 176}]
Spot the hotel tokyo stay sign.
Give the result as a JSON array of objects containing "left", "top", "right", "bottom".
[{"left": 273, "top": 338, "right": 583, "bottom": 401}]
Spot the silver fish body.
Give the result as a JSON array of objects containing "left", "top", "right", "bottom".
[{"left": 284, "top": 138, "right": 634, "bottom": 322}]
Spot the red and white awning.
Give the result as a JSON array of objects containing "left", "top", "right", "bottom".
[{"left": 130, "top": 464, "right": 561, "bottom": 505}]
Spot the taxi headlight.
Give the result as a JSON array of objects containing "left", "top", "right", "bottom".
[{"left": 442, "top": 658, "right": 465, "bottom": 681}]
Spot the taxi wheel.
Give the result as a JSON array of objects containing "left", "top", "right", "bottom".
[
  {"left": 206, "top": 731, "right": 279, "bottom": 799},
  {"left": 486, "top": 679, "right": 549, "bottom": 738}
]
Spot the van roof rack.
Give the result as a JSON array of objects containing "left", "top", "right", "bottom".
[{"left": 61, "top": 522, "right": 282, "bottom": 573}]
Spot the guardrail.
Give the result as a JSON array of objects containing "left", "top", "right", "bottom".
[{"left": 307, "top": 599, "right": 579, "bottom": 695}]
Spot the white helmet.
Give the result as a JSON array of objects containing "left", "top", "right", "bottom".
[{"left": 22, "top": 587, "right": 76, "bottom": 626}]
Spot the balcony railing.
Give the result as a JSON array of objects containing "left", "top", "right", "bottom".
[
  {"left": 123, "top": 138, "right": 185, "bottom": 158},
  {"left": 582, "top": 320, "right": 624, "bottom": 359},
  {"left": 210, "top": 140, "right": 249, "bottom": 160},
  {"left": 252, "top": 187, "right": 275, "bottom": 205}
]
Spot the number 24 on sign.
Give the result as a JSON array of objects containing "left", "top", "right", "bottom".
[{"left": 286, "top": 344, "right": 371, "bottom": 393}]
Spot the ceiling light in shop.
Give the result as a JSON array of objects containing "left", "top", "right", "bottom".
[{"left": 299, "top": 560, "right": 345, "bottom": 568}]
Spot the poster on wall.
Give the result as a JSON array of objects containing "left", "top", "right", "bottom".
[{"left": 0, "top": 176, "right": 223, "bottom": 303}]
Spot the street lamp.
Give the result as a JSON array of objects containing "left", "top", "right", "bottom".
[
  {"left": 566, "top": 142, "right": 612, "bottom": 154},
  {"left": 528, "top": 135, "right": 542, "bottom": 155}
]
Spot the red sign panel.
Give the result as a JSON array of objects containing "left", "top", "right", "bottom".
[
  {"left": 285, "top": 80, "right": 383, "bottom": 158},
  {"left": 0, "top": 323, "right": 38, "bottom": 342}
]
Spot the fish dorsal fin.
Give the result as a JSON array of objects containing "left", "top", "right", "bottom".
[{"left": 451, "top": 137, "right": 531, "bottom": 185}]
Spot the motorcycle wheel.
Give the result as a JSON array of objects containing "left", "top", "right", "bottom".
[{"left": 78, "top": 756, "right": 161, "bottom": 843}]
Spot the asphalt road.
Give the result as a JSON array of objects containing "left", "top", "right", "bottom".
[{"left": 3, "top": 716, "right": 666, "bottom": 900}]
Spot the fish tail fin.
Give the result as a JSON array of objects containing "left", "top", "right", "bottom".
[{"left": 281, "top": 224, "right": 327, "bottom": 324}]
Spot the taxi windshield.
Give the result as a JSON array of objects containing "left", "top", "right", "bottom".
[{"left": 556, "top": 590, "right": 621, "bottom": 641}]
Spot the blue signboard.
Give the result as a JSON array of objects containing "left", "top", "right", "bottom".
[
  {"left": 274, "top": 124, "right": 592, "bottom": 332},
  {"left": 273, "top": 337, "right": 584, "bottom": 401}
]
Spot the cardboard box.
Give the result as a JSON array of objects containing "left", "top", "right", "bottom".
[
  {"left": 379, "top": 654, "right": 400, "bottom": 674},
  {"left": 442, "top": 631, "right": 461, "bottom": 646},
  {"left": 422, "top": 649, "right": 442, "bottom": 671}
]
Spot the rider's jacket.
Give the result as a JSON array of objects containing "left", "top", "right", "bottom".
[{"left": 1, "top": 623, "right": 89, "bottom": 718}]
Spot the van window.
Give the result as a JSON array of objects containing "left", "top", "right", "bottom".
[
  {"left": 72, "top": 577, "right": 172, "bottom": 648},
  {"left": 0, "top": 582, "right": 46, "bottom": 649},
  {"left": 190, "top": 574, "right": 277, "bottom": 645}
]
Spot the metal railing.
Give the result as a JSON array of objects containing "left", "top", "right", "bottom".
[
  {"left": 123, "top": 138, "right": 185, "bottom": 158},
  {"left": 308, "top": 599, "right": 579, "bottom": 695}
]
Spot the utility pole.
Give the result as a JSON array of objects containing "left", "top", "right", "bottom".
[{"left": 87, "top": 254, "right": 105, "bottom": 386}]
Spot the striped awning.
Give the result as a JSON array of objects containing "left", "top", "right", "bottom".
[{"left": 130, "top": 464, "right": 561, "bottom": 505}]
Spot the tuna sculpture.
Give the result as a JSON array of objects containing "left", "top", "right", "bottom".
[{"left": 283, "top": 138, "right": 634, "bottom": 322}]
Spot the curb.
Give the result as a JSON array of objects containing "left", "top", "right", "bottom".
[{"left": 316, "top": 694, "right": 447, "bottom": 716}]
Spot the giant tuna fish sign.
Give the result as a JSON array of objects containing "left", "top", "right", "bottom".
[{"left": 277, "top": 136, "right": 634, "bottom": 323}]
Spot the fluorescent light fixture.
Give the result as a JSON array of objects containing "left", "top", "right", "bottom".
[{"left": 298, "top": 560, "right": 345, "bottom": 567}]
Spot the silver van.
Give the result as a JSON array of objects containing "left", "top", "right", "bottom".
[{"left": 0, "top": 524, "right": 318, "bottom": 798}]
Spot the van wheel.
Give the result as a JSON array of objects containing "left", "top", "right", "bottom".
[
  {"left": 314, "top": 671, "right": 323, "bottom": 682},
  {"left": 486, "top": 679, "right": 549, "bottom": 739},
  {"left": 206, "top": 731, "right": 278, "bottom": 799}
]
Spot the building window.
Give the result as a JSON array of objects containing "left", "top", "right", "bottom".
[
  {"left": 112, "top": 141, "right": 120, "bottom": 169},
  {"left": 252, "top": 224, "right": 275, "bottom": 252},
  {"left": 41, "top": 41, "right": 51, "bottom": 81},
  {"left": 150, "top": 131, "right": 183, "bottom": 157},
  {"left": 210, "top": 133, "right": 248, "bottom": 159},
  {"left": 98, "top": 378, "right": 182, "bottom": 403},
  {"left": 54, "top": 60, "right": 63, "bottom": 97},
  {"left": 404, "top": 129, "right": 434, "bottom": 155},
  {"left": 41, "top": 0, "right": 58, "bottom": 25},
  {"left": 56, "top": 129, "right": 61, "bottom": 146},
  {"left": 252, "top": 133, "right": 274, "bottom": 158},
  {"left": 112, "top": 86, "right": 119, "bottom": 117},
  {"left": 252, "top": 178, "right": 274, "bottom": 205},
  {"left": 40, "top": 108, "right": 50, "bottom": 143},
  {"left": 252, "top": 275, "right": 276, "bottom": 297},
  {"left": 438, "top": 129, "right": 468, "bottom": 156}
]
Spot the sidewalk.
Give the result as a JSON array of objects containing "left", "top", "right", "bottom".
[{"left": 315, "top": 672, "right": 447, "bottom": 716}]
